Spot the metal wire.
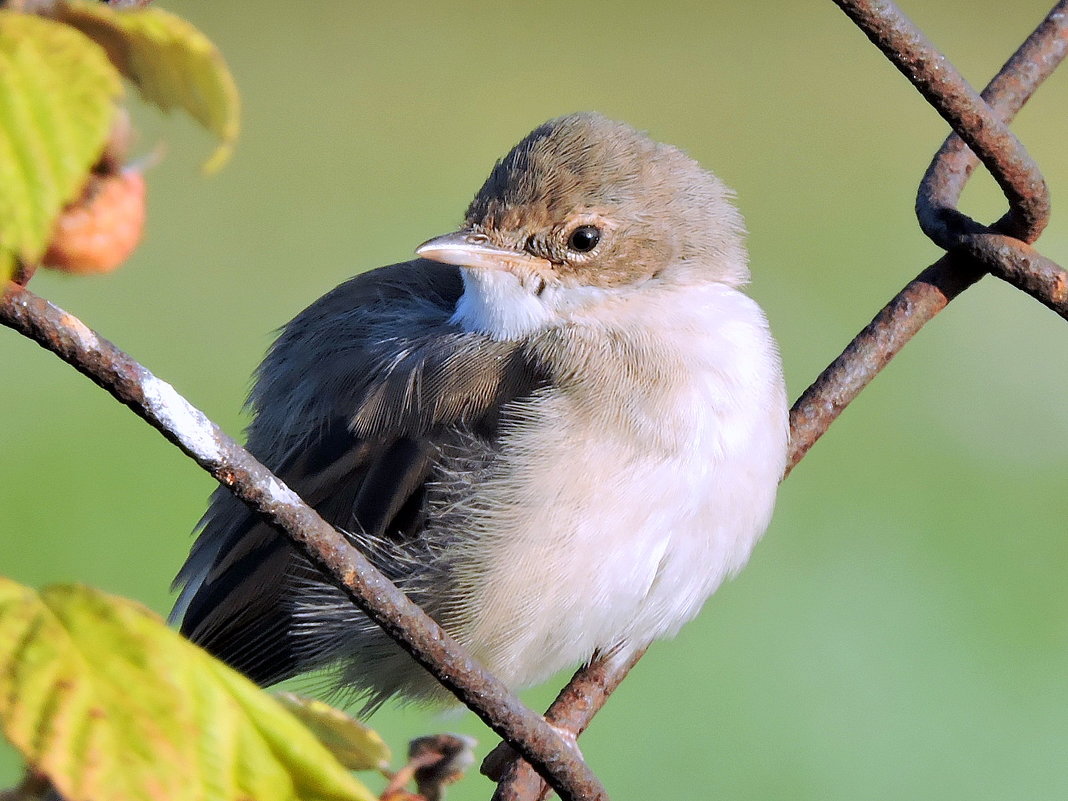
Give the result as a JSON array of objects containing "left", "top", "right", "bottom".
[{"left": 791, "top": 0, "right": 1068, "bottom": 471}]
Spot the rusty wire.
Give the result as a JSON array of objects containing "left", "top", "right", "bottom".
[
  {"left": 490, "top": 1, "right": 1068, "bottom": 799},
  {"left": 791, "top": 0, "right": 1068, "bottom": 471}
]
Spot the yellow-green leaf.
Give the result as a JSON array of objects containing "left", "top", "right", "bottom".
[
  {"left": 0, "top": 12, "right": 120, "bottom": 281},
  {"left": 276, "top": 692, "right": 393, "bottom": 773},
  {"left": 57, "top": 0, "right": 240, "bottom": 172},
  {"left": 0, "top": 578, "right": 375, "bottom": 801}
]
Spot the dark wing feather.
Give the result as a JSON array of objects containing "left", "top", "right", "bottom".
[{"left": 172, "top": 259, "right": 547, "bottom": 685}]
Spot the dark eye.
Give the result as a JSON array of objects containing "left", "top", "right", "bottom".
[{"left": 567, "top": 225, "right": 601, "bottom": 253}]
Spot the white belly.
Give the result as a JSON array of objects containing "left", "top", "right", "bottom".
[{"left": 445, "top": 286, "right": 789, "bottom": 689}]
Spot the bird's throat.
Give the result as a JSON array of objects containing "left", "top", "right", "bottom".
[{"left": 450, "top": 267, "right": 559, "bottom": 339}]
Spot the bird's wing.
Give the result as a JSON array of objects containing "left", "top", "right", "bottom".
[{"left": 172, "top": 259, "right": 546, "bottom": 685}]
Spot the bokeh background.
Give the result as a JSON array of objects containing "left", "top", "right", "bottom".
[{"left": 3, "top": 2, "right": 1068, "bottom": 798}]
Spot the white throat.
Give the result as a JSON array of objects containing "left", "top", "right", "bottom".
[{"left": 451, "top": 267, "right": 631, "bottom": 340}]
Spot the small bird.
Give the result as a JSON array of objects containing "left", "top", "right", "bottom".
[{"left": 173, "top": 112, "right": 789, "bottom": 710}]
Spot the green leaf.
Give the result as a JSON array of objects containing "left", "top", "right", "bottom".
[
  {"left": 275, "top": 693, "right": 393, "bottom": 773},
  {"left": 57, "top": 0, "right": 241, "bottom": 172},
  {"left": 0, "top": 578, "right": 376, "bottom": 801},
  {"left": 0, "top": 12, "right": 121, "bottom": 281}
]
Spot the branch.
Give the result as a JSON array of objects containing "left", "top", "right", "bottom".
[{"left": 0, "top": 282, "right": 607, "bottom": 801}]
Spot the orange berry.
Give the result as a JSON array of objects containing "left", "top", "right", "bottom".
[{"left": 42, "top": 170, "right": 146, "bottom": 275}]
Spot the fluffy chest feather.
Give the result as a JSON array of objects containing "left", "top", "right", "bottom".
[{"left": 442, "top": 279, "right": 789, "bottom": 688}]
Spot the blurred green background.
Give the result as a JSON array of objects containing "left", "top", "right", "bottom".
[{"left": 3, "top": 1, "right": 1068, "bottom": 798}]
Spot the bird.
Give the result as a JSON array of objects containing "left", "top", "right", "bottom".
[{"left": 172, "top": 112, "right": 789, "bottom": 711}]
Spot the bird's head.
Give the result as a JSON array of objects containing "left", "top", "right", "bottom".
[{"left": 417, "top": 113, "right": 748, "bottom": 338}]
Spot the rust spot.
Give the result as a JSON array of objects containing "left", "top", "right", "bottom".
[{"left": 1054, "top": 271, "right": 1067, "bottom": 301}]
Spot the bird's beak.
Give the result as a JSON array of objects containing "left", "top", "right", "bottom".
[{"left": 416, "top": 231, "right": 550, "bottom": 273}]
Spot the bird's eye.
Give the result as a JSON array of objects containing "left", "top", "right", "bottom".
[{"left": 567, "top": 225, "right": 601, "bottom": 253}]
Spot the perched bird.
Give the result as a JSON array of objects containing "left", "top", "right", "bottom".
[{"left": 173, "top": 112, "right": 789, "bottom": 710}]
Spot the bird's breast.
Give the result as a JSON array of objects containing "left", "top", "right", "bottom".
[{"left": 434, "top": 283, "right": 789, "bottom": 690}]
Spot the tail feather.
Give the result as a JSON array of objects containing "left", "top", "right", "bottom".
[{"left": 173, "top": 494, "right": 304, "bottom": 686}]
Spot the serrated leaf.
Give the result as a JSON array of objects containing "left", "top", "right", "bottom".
[
  {"left": 56, "top": 0, "right": 240, "bottom": 172},
  {"left": 276, "top": 693, "right": 393, "bottom": 773},
  {"left": 0, "top": 12, "right": 120, "bottom": 281},
  {"left": 0, "top": 578, "right": 376, "bottom": 801}
]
